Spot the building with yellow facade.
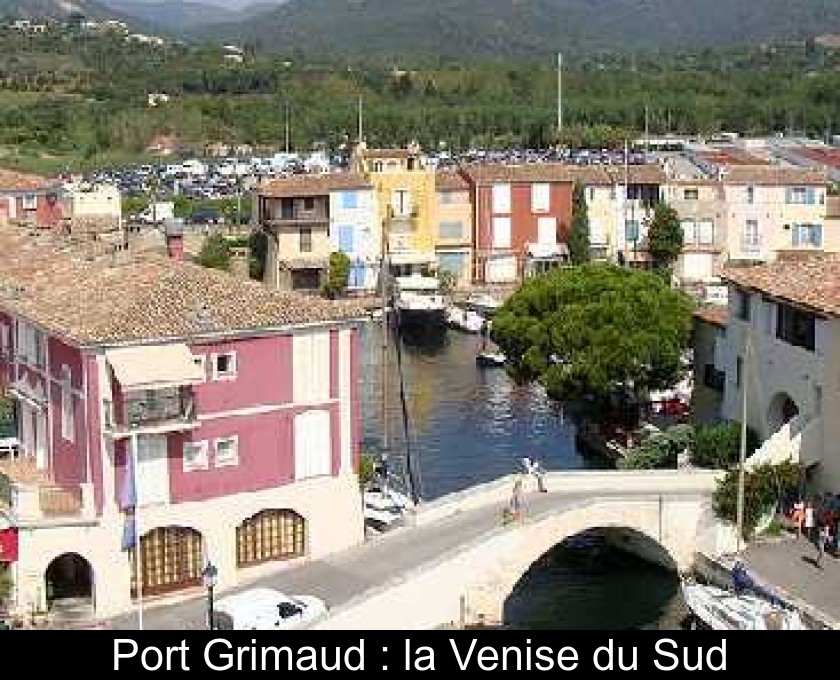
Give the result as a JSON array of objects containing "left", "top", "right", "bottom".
[{"left": 350, "top": 143, "right": 437, "bottom": 277}]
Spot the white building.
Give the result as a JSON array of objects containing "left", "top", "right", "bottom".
[
  {"left": 328, "top": 177, "right": 380, "bottom": 291},
  {"left": 715, "top": 256, "right": 840, "bottom": 492},
  {"left": 62, "top": 182, "right": 122, "bottom": 233}
]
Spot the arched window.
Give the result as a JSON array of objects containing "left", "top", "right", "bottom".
[
  {"left": 130, "top": 526, "right": 203, "bottom": 597},
  {"left": 236, "top": 509, "right": 306, "bottom": 568}
]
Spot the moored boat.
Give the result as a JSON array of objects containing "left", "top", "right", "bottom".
[
  {"left": 394, "top": 274, "right": 447, "bottom": 340},
  {"left": 476, "top": 351, "right": 506, "bottom": 368},
  {"left": 681, "top": 578, "right": 805, "bottom": 630}
]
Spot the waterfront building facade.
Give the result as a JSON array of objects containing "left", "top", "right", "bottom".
[
  {"left": 715, "top": 255, "right": 840, "bottom": 492},
  {"left": 434, "top": 170, "right": 473, "bottom": 287},
  {"left": 461, "top": 164, "right": 574, "bottom": 283},
  {"left": 0, "top": 226, "right": 364, "bottom": 617},
  {"left": 0, "top": 169, "right": 64, "bottom": 229}
]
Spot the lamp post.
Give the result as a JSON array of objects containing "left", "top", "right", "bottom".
[{"left": 201, "top": 561, "right": 218, "bottom": 630}]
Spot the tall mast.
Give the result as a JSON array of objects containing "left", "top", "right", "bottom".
[
  {"left": 556, "top": 52, "right": 563, "bottom": 139},
  {"left": 380, "top": 207, "right": 389, "bottom": 454},
  {"left": 357, "top": 95, "right": 364, "bottom": 146}
]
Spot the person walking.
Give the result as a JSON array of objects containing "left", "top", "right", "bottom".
[
  {"left": 793, "top": 499, "right": 805, "bottom": 538},
  {"left": 816, "top": 523, "right": 831, "bottom": 568},
  {"left": 507, "top": 474, "right": 524, "bottom": 522},
  {"left": 805, "top": 501, "right": 816, "bottom": 544},
  {"left": 532, "top": 459, "right": 547, "bottom": 493}
]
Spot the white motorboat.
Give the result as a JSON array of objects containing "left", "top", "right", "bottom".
[
  {"left": 394, "top": 275, "right": 447, "bottom": 338},
  {"left": 476, "top": 351, "right": 506, "bottom": 368},
  {"left": 465, "top": 293, "right": 503, "bottom": 317},
  {"left": 681, "top": 579, "right": 806, "bottom": 630},
  {"left": 446, "top": 305, "right": 486, "bottom": 333},
  {"left": 363, "top": 482, "right": 414, "bottom": 532}
]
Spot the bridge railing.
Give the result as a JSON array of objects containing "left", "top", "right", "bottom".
[{"left": 409, "top": 469, "right": 723, "bottom": 528}]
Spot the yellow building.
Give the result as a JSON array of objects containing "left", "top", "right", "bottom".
[{"left": 351, "top": 143, "right": 437, "bottom": 276}]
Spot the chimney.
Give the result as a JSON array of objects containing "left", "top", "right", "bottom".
[{"left": 164, "top": 218, "right": 185, "bottom": 262}]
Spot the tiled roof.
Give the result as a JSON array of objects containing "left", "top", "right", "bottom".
[
  {"left": 461, "top": 163, "right": 664, "bottom": 186},
  {"left": 435, "top": 169, "right": 470, "bottom": 191},
  {"left": 718, "top": 165, "right": 827, "bottom": 186},
  {"left": 0, "top": 168, "right": 60, "bottom": 193},
  {"left": 694, "top": 305, "right": 728, "bottom": 327},
  {"left": 721, "top": 255, "right": 840, "bottom": 317},
  {"left": 0, "top": 227, "right": 365, "bottom": 347},
  {"left": 258, "top": 172, "right": 371, "bottom": 198},
  {"left": 604, "top": 164, "right": 667, "bottom": 185},
  {"left": 361, "top": 148, "right": 415, "bottom": 159}
]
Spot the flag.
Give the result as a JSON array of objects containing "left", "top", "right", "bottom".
[
  {"left": 119, "top": 446, "right": 137, "bottom": 511},
  {"left": 121, "top": 511, "right": 136, "bottom": 552}
]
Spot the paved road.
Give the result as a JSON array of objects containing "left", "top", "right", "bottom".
[
  {"left": 743, "top": 535, "right": 840, "bottom": 626},
  {"left": 109, "top": 488, "right": 708, "bottom": 630}
]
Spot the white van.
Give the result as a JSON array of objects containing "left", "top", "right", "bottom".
[{"left": 212, "top": 587, "right": 328, "bottom": 630}]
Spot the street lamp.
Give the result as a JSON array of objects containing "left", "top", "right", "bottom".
[{"left": 201, "top": 561, "right": 218, "bottom": 630}]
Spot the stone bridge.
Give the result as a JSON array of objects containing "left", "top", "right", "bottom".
[{"left": 313, "top": 469, "right": 736, "bottom": 630}]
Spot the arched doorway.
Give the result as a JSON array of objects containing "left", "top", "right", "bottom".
[
  {"left": 236, "top": 509, "right": 306, "bottom": 568},
  {"left": 768, "top": 392, "right": 800, "bottom": 433},
  {"left": 130, "top": 526, "right": 203, "bottom": 598},
  {"left": 45, "top": 553, "right": 93, "bottom": 605}
]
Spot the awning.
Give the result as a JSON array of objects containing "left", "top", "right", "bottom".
[
  {"left": 527, "top": 243, "right": 569, "bottom": 259},
  {"left": 389, "top": 251, "right": 437, "bottom": 266},
  {"left": 0, "top": 527, "right": 17, "bottom": 562},
  {"left": 106, "top": 344, "right": 205, "bottom": 392}
]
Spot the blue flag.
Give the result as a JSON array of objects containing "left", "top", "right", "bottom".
[
  {"left": 121, "top": 511, "right": 136, "bottom": 552},
  {"left": 119, "top": 447, "right": 137, "bottom": 511}
]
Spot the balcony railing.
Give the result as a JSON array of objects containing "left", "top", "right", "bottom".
[
  {"left": 103, "top": 390, "right": 197, "bottom": 435},
  {"left": 1, "top": 459, "right": 95, "bottom": 522}
]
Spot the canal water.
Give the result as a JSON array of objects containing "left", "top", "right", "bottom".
[{"left": 358, "top": 321, "right": 688, "bottom": 630}]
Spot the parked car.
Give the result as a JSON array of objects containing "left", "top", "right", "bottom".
[
  {"left": 212, "top": 588, "right": 327, "bottom": 630},
  {"left": 190, "top": 208, "right": 223, "bottom": 225}
]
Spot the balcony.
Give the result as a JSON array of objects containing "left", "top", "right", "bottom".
[
  {"left": 0, "top": 457, "right": 95, "bottom": 524},
  {"left": 103, "top": 389, "right": 199, "bottom": 439},
  {"left": 387, "top": 211, "right": 419, "bottom": 234}
]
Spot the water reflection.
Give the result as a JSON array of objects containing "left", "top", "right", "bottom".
[{"left": 358, "top": 321, "right": 593, "bottom": 500}]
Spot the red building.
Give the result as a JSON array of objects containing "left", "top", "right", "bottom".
[
  {"left": 0, "top": 169, "right": 64, "bottom": 228},
  {"left": 0, "top": 224, "right": 365, "bottom": 618},
  {"left": 460, "top": 164, "right": 575, "bottom": 283}
]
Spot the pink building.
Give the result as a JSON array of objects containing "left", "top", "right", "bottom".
[
  {"left": 0, "top": 168, "right": 64, "bottom": 228},
  {"left": 0, "top": 227, "right": 365, "bottom": 618}
]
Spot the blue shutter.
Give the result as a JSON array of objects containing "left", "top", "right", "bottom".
[
  {"left": 806, "top": 188, "right": 815, "bottom": 205},
  {"left": 337, "top": 225, "right": 354, "bottom": 253},
  {"left": 792, "top": 225, "right": 801, "bottom": 247},
  {"left": 349, "top": 262, "right": 365, "bottom": 288},
  {"left": 342, "top": 191, "right": 358, "bottom": 209},
  {"left": 813, "top": 224, "right": 823, "bottom": 247}
]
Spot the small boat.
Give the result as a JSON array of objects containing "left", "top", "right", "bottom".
[
  {"left": 363, "top": 481, "right": 414, "bottom": 533},
  {"left": 446, "top": 306, "right": 486, "bottom": 333},
  {"left": 465, "top": 293, "right": 502, "bottom": 317},
  {"left": 476, "top": 351, "right": 506, "bottom": 368},
  {"left": 681, "top": 578, "right": 806, "bottom": 630}
]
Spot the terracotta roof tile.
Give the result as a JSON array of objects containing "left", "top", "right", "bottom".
[
  {"left": 435, "top": 169, "right": 470, "bottom": 191},
  {"left": 0, "top": 227, "right": 365, "bottom": 346},
  {"left": 694, "top": 305, "right": 728, "bottom": 327},
  {"left": 721, "top": 254, "right": 840, "bottom": 317},
  {"left": 718, "top": 165, "right": 828, "bottom": 186},
  {"left": 0, "top": 168, "right": 60, "bottom": 193},
  {"left": 258, "top": 172, "right": 371, "bottom": 198}
]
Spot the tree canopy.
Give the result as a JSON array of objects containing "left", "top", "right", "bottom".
[
  {"left": 491, "top": 264, "right": 694, "bottom": 403},
  {"left": 647, "top": 202, "right": 684, "bottom": 274},
  {"left": 568, "top": 182, "right": 590, "bottom": 265},
  {"left": 322, "top": 251, "right": 351, "bottom": 298},
  {"left": 197, "top": 232, "right": 231, "bottom": 271}
]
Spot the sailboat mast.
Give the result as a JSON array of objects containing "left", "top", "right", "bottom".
[
  {"left": 736, "top": 331, "right": 751, "bottom": 552},
  {"left": 380, "top": 208, "right": 389, "bottom": 453}
]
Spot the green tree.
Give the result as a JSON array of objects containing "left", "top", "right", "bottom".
[
  {"left": 197, "top": 233, "right": 231, "bottom": 271},
  {"left": 358, "top": 451, "right": 377, "bottom": 490},
  {"left": 713, "top": 461, "right": 805, "bottom": 539},
  {"left": 437, "top": 269, "right": 457, "bottom": 295},
  {"left": 618, "top": 423, "right": 694, "bottom": 470},
  {"left": 248, "top": 229, "right": 268, "bottom": 281},
  {"left": 0, "top": 564, "right": 11, "bottom": 607},
  {"left": 568, "top": 182, "right": 591, "bottom": 265},
  {"left": 647, "top": 202, "right": 683, "bottom": 275},
  {"left": 322, "top": 251, "right": 351, "bottom": 298},
  {"left": 491, "top": 264, "right": 694, "bottom": 405},
  {"left": 691, "top": 421, "right": 760, "bottom": 469}
]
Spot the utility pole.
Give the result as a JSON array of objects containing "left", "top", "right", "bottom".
[
  {"left": 284, "top": 101, "right": 291, "bottom": 153},
  {"left": 556, "top": 52, "right": 563, "bottom": 139},
  {"left": 736, "top": 331, "right": 751, "bottom": 553},
  {"left": 644, "top": 103, "right": 650, "bottom": 157},
  {"left": 357, "top": 95, "right": 364, "bottom": 146}
]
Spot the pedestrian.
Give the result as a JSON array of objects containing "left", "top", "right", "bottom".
[
  {"left": 509, "top": 474, "right": 524, "bottom": 520},
  {"left": 805, "top": 501, "right": 816, "bottom": 544},
  {"left": 816, "top": 523, "right": 831, "bottom": 568},
  {"left": 532, "top": 459, "right": 548, "bottom": 493},
  {"left": 793, "top": 499, "right": 805, "bottom": 538}
]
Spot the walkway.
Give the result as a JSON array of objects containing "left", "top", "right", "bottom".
[
  {"left": 108, "top": 477, "right": 715, "bottom": 630},
  {"left": 742, "top": 535, "right": 840, "bottom": 627}
]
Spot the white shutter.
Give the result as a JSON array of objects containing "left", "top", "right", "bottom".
[
  {"left": 310, "top": 331, "right": 331, "bottom": 403},
  {"left": 492, "top": 184, "right": 511, "bottom": 214},
  {"left": 589, "top": 219, "right": 605, "bottom": 245},
  {"left": 681, "top": 220, "right": 696, "bottom": 245},
  {"left": 697, "top": 220, "right": 714, "bottom": 245},
  {"left": 492, "top": 217, "right": 511, "bottom": 249},
  {"left": 294, "top": 410, "right": 332, "bottom": 479},
  {"left": 292, "top": 334, "right": 313, "bottom": 402},
  {"left": 531, "top": 183, "right": 550, "bottom": 212},
  {"left": 537, "top": 217, "right": 557, "bottom": 245}
]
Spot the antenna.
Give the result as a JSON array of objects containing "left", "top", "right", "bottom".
[{"left": 556, "top": 52, "right": 563, "bottom": 138}]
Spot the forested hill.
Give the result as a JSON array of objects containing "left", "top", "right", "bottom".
[
  {"left": 198, "top": 0, "right": 840, "bottom": 60},
  {"left": 0, "top": 0, "right": 117, "bottom": 20}
]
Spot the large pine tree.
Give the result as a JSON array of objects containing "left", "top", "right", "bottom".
[{"left": 568, "top": 182, "right": 590, "bottom": 265}]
